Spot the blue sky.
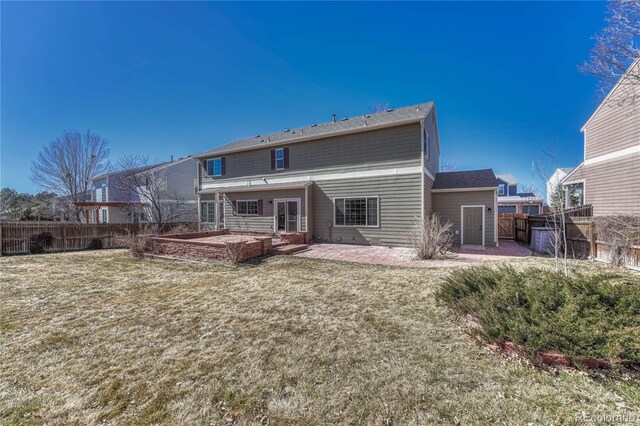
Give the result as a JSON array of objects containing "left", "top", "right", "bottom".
[{"left": 2, "top": 1, "right": 606, "bottom": 195}]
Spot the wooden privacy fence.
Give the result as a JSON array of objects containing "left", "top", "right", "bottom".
[
  {"left": 0, "top": 222, "right": 193, "bottom": 256},
  {"left": 497, "top": 213, "right": 528, "bottom": 239},
  {"left": 504, "top": 207, "right": 640, "bottom": 269}
]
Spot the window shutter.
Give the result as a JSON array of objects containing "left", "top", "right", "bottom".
[
  {"left": 283, "top": 147, "right": 289, "bottom": 169},
  {"left": 257, "top": 199, "right": 263, "bottom": 216},
  {"left": 221, "top": 157, "right": 226, "bottom": 175},
  {"left": 204, "top": 160, "right": 209, "bottom": 175},
  {"left": 232, "top": 200, "right": 237, "bottom": 216},
  {"left": 270, "top": 150, "right": 276, "bottom": 170}
]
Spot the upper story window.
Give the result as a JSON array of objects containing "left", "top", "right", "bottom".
[
  {"left": 424, "top": 128, "right": 430, "bottom": 159},
  {"left": 498, "top": 183, "right": 506, "bottom": 196},
  {"left": 271, "top": 147, "right": 289, "bottom": 170},
  {"left": 206, "top": 157, "right": 225, "bottom": 176},
  {"left": 275, "top": 148, "right": 285, "bottom": 170},
  {"left": 101, "top": 185, "right": 107, "bottom": 201}
]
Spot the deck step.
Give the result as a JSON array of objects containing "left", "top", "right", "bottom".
[
  {"left": 271, "top": 241, "right": 288, "bottom": 248},
  {"left": 269, "top": 244, "right": 309, "bottom": 255}
]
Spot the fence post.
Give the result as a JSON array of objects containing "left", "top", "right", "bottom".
[
  {"left": 61, "top": 225, "right": 66, "bottom": 251},
  {"left": 0, "top": 223, "right": 3, "bottom": 257}
]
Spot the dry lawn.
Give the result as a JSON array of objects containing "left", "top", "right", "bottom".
[{"left": 1, "top": 250, "right": 638, "bottom": 425}]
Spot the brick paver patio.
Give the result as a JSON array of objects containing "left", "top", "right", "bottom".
[{"left": 294, "top": 239, "right": 531, "bottom": 268}]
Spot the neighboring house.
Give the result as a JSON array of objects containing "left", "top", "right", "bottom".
[
  {"left": 75, "top": 157, "right": 198, "bottom": 224},
  {"left": 194, "top": 102, "right": 499, "bottom": 247},
  {"left": 546, "top": 167, "right": 574, "bottom": 206},
  {"left": 496, "top": 173, "right": 544, "bottom": 215},
  {"left": 561, "top": 58, "right": 640, "bottom": 215}
]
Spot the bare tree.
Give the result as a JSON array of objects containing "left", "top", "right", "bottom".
[
  {"left": 580, "top": 0, "right": 640, "bottom": 104},
  {"left": 439, "top": 161, "right": 456, "bottom": 172},
  {"left": 31, "top": 130, "right": 110, "bottom": 221},
  {"left": 534, "top": 152, "right": 570, "bottom": 275},
  {"left": 112, "top": 156, "right": 197, "bottom": 233}
]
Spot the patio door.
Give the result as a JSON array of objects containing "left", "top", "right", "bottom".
[{"left": 274, "top": 199, "right": 299, "bottom": 234}]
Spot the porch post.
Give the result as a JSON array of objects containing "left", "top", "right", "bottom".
[
  {"left": 197, "top": 194, "right": 202, "bottom": 232},
  {"left": 85, "top": 208, "right": 89, "bottom": 224},
  {"left": 215, "top": 192, "right": 220, "bottom": 229},
  {"left": 95, "top": 208, "right": 100, "bottom": 224}
]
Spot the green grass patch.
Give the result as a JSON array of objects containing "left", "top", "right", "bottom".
[{"left": 436, "top": 265, "right": 640, "bottom": 366}]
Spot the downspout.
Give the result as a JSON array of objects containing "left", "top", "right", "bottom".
[{"left": 420, "top": 118, "right": 425, "bottom": 220}]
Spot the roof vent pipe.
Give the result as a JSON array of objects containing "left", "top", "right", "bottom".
[
  {"left": 332, "top": 113, "right": 336, "bottom": 123},
  {"left": 170, "top": 155, "right": 174, "bottom": 162}
]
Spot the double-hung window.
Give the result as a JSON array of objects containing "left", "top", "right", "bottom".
[
  {"left": 275, "top": 148, "right": 285, "bottom": 170},
  {"left": 498, "top": 184, "right": 506, "bottom": 196},
  {"left": 207, "top": 158, "right": 223, "bottom": 176},
  {"left": 237, "top": 200, "right": 258, "bottom": 216},
  {"left": 334, "top": 197, "right": 378, "bottom": 227}
]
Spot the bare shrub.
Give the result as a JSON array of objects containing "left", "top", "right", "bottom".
[
  {"left": 593, "top": 215, "right": 640, "bottom": 267},
  {"left": 225, "top": 241, "right": 246, "bottom": 265},
  {"left": 115, "top": 225, "right": 157, "bottom": 258},
  {"left": 164, "top": 222, "right": 197, "bottom": 235},
  {"left": 409, "top": 215, "right": 454, "bottom": 260}
]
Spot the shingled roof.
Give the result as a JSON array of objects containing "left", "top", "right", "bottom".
[
  {"left": 432, "top": 169, "right": 498, "bottom": 190},
  {"left": 195, "top": 102, "right": 434, "bottom": 157}
]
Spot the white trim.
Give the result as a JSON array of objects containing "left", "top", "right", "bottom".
[
  {"left": 561, "top": 162, "right": 583, "bottom": 183},
  {"left": 200, "top": 166, "right": 423, "bottom": 191},
  {"left": 581, "top": 58, "right": 640, "bottom": 132},
  {"left": 194, "top": 116, "right": 424, "bottom": 158},
  {"left": 332, "top": 196, "right": 380, "bottom": 228},
  {"left": 273, "top": 198, "right": 301, "bottom": 234},
  {"left": 432, "top": 186, "right": 498, "bottom": 193},
  {"left": 235, "top": 199, "right": 259, "bottom": 216},
  {"left": 461, "top": 205, "right": 485, "bottom": 246},
  {"left": 422, "top": 166, "right": 436, "bottom": 182},
  {"left": 584, "top": 145, "right": 640, "bottom": 166}
]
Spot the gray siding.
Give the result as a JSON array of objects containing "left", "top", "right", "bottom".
[
  {"left": 200, "top": 123, "right": 422, "bottom": 186},
  {"left": 202, "top": 189, "right": 307, "bottom": 233},
  {"left": 568, "top": 152, "right": 640, "bottom": 216},
  {"left": 312, "top": 174, "right": 423, "bottom": 247},
  {"left": 432, "top": 191, "right": 496, "bottom": 246},
  {"left": 424, "top": 173, "right": 434, "bottom": 215},
  {"left": 584, "top": 61, "right": 640, "bottom": 159},
  {"left": 164, "top": 158, "right": 199, "bottom": 202},
  {"left": 423, "top": 108, "right": 440, "bottom": 175}
]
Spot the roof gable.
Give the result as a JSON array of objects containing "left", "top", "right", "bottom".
[{"left": 581, "top": 58, "right": 640, "bottom": 132}]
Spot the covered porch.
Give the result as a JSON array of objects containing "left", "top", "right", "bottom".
[{"left": 198, "top": 181, "right": 313, "bottom": 236}]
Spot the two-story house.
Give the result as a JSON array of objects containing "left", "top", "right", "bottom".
[
  {"left": 194, "top": 102, "right": 499, "bottom": 247},
  {"left": 496, "top": 174, "right": 544, "bottom": 215},
  {"left": 561, "top": 58, "right": 640, "bottom": 215},
  {"left": 75, "top": 156, "right": 198, "bottom": 224}
]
